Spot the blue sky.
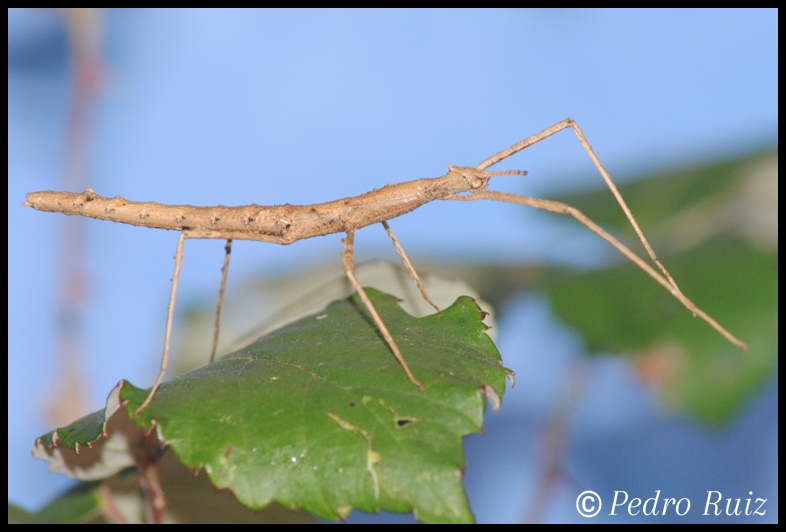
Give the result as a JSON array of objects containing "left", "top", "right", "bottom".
[{"left": 8, "top": 9, "right": 777, "bottom": 522}]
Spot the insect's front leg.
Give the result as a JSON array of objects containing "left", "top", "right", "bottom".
[{"left": 449, "top": 190, "right": 748, "bottom": 351}]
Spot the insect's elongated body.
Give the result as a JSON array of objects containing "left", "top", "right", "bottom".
[
  {"left": 23, "top": 119, "right": 747, "bottom": 416},
  {"left": 24, "top": 165, "right": 497, "bottom": 244}
]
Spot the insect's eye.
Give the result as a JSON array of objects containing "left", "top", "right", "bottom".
[{"left": 470, "top": 172, "right": 489, "bottom": 189}]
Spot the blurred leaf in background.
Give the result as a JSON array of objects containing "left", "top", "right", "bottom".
[{"left": 543, "top": 146, "right": 777, "bottom": 423}]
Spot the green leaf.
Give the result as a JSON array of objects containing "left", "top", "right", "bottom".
[
  {"left": 14, "top": 454, "right": 317, "bottom": 523},
  {"left": 175, "top": 260, "right": 499, "bottom": 375},
  {"left": 8, "top": 483, "right": 102, "bottom": 524},
  {"left": 34, "top": 289, "right": 509, "bottom": 523}
]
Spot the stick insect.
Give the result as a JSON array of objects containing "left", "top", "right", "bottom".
[{"left": 23, "top": 119, "right": 748, "bottom": 417}]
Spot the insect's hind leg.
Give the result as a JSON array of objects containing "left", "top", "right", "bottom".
[
  {"left": 341, "top": 228, "right": 424, "bottom": 390},
  {"left": 381, "top": 221, "right": 440, "bottom": 312},
  {"left": 209, "top": 239, "right": 233, "bottom": 363},
  {"left": 135, "top": 231, "right": 190, "bottom": 417}
]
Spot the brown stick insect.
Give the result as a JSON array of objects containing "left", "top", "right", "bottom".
[{"left": 23, "top": 119, "right": 748, "bottom": 417}]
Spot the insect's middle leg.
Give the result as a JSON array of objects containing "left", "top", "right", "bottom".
[
  {"left": 381, "top": 220, "right": 440, "bottom": 312},
  {"left": 341, "top": 229, "right": 424, "bottom": 390}
]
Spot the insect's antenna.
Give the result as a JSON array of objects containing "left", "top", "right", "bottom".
[{"left": 486, "top": 169, "right": 529, "bottom": 178}]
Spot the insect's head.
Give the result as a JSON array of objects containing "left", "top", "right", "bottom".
[
  {"left": 446, "top": 164, "right": 492, "bottom": 191},
  {"left": 446, "top": 164, "right": 528, "bottom": 194}
]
